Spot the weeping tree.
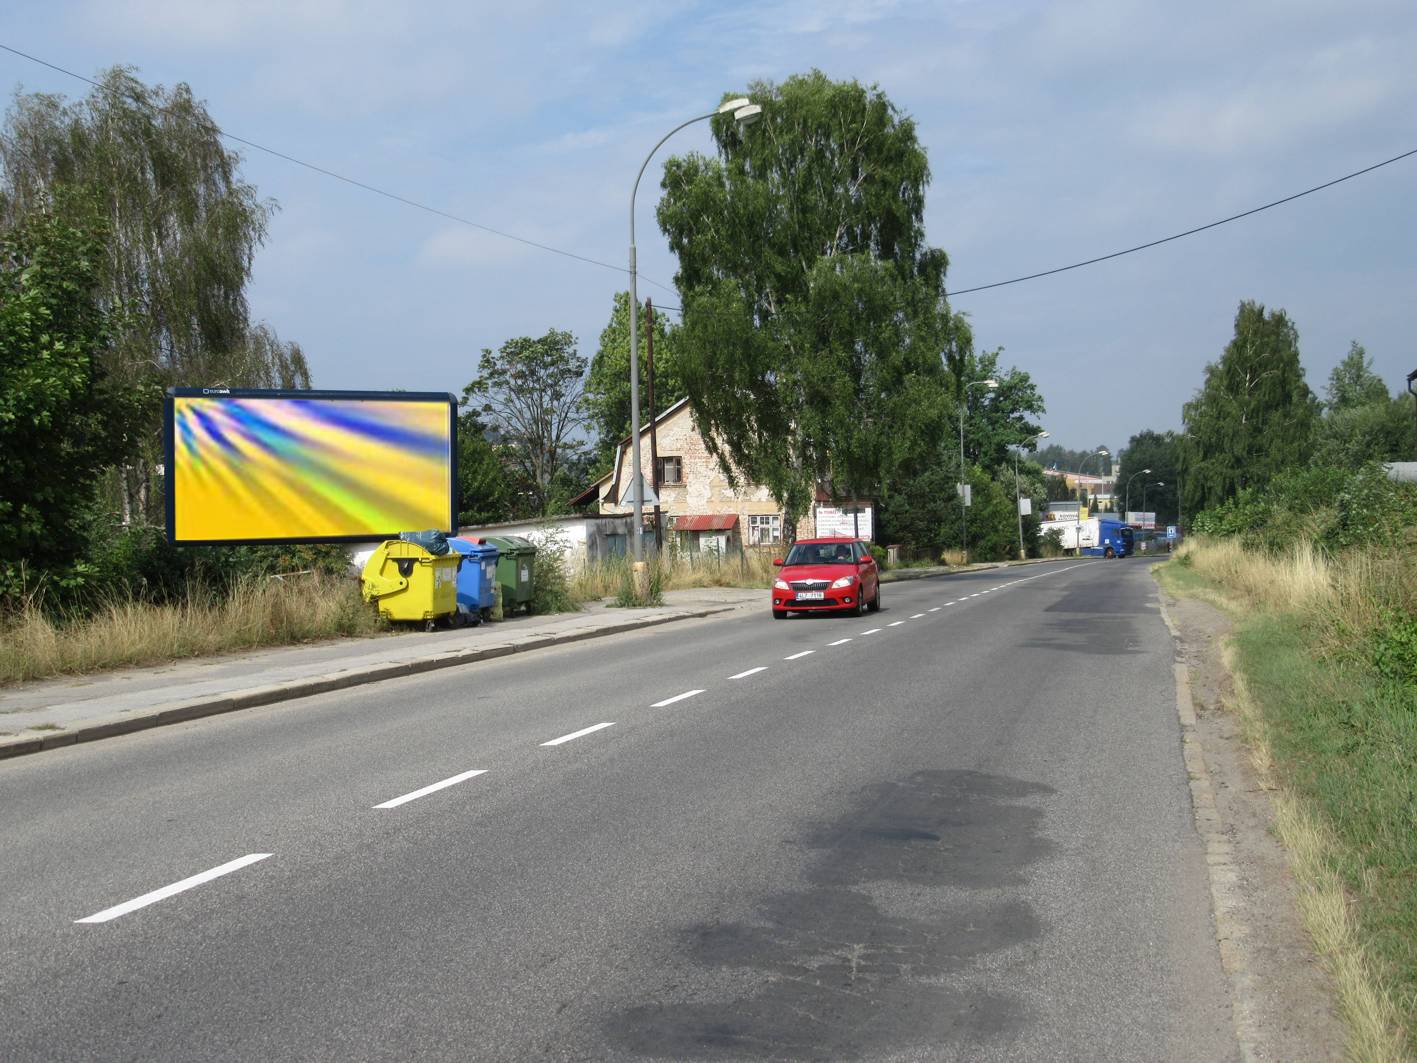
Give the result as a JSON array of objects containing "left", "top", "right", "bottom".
[
  {"left": 656, "top": 71, "right": 966, "bottom": 537},
  {"left": 0, "top": 66, "right": 303, "bottom": 522}
]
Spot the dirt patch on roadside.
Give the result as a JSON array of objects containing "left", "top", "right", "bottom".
[{"left": 1162, "top": 590, "right": 1347, "bottom": 1061}]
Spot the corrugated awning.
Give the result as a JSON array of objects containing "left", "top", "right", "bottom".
[{"left": 673, "top": 514, "right": 739, "bottom": 532}]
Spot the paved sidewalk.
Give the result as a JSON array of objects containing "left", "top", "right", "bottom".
[{"left": 0, "top": 587, "right": 760, "bottom": 759}]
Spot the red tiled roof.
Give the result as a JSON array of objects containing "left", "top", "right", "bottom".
[{"left": 672, "top": 514, "right": 739, "bottom": 532}]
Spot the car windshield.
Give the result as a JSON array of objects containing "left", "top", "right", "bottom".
[{"left": 784, "top": 542, "right": 855, "bottom": 565}]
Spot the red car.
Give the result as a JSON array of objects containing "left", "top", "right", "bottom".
[{"left": 771, "top": 537, "right": 881, "bottom": 619}]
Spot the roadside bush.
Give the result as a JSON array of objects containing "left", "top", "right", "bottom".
[
  {"left": 528, "top": 530, "right": 579, "bottom": 615},
  {"left": 1369, "top": 609, "right": 1417, "bottom": 685},
  {"left": 1190, "top": 464, "right": 1417, "bottom": 553}
]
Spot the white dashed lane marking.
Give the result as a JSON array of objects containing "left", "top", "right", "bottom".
[
  {"left": 75, "top": 853, "right": 272, "bottom": 924},
  {"left": 374, "top": 769, "right": 488, "bottom": 809},
  {"left": 784, "top": 650, "right": 815, "bottom": 661},
  {"left": 542, "top": 722, "right": 615, "bottom": 746},
  {"left": 889, "top": 621, "right": 906, "bottom": 627},
  {"left": 730, "top": 667, "right": 767, "bottom": 680},
  {"left": 652, "top": 689, "right": 706, "bottom": 707},
  {"left": 828, "top": 638, "right": 852, "bottom": 646}
]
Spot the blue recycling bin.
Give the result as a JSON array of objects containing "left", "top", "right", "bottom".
[{"left": 448, "top": 537, "right": 501, "bottom": 622}]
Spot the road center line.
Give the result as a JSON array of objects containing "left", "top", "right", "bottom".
[
  {"left": 541, "top": 722, "right": 615, "bottom": 746},
  {"left": 828, "top": 638, "right": 852, "bottom": 646},
  {"left": 730, "top": 667, "right": 767, "bottom": 679},
  {"left": 374, "top": 769, "right": 488, "bottom": 809},
  {"left": 652, "top": 689, "right": 705, "bottom": 707},
  {"left": 784, "top": 650, "right": 815, "bottom": 660},
  {"left": 928, "top": 607, "right": 941, "bottom": 612},
  {"left": 75, "top": 853, "right": 272, "bottom": 924},
  {"left": 910, "top": 613, "right": 926, "bottom": 619},
  {"left": 889, "top": 620, "right": 906, "bottom": 627},
  {"left": 861, "top": 628, "right": 882, "bottom": 635}
]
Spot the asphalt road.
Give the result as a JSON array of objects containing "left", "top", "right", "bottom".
[{"left": 0, "top": 559, "right": 1238, "bottom": 1062}]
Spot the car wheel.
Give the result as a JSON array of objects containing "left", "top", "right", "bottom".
[
  {"left": 853, "top": 594, "right": 866, "bottom": 618},
  {"left": 773, "top": 609, "right": 788, "bottom": 620},
  {"left": 1104, "top": 547, "right": 1115, "bottom": 559},
  {"left": 868, "top": 584, "right": 881, "bottom": 612}
]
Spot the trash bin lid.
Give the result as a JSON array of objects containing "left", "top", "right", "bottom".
[
  {"left": 448, "top": 536, "right": 499, "bottom": 559},
  {"left": 482, "top": 534, "right": 536, "bottom": 555}
]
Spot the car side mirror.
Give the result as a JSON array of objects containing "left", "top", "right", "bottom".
[
  {"left": 772, "top": 558, "right": 784, "bottom": 567},
  {"left": 860, "top": 555, "right": 873, "bottom": 565}
]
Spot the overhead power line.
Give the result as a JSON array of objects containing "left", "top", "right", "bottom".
[
  {"left": 0, "top": 42, "right": 680, "bottom": 291},
  {"left": 944, "top": 146, "right": 1417, "bottom": 297},
  {"left": 4, "top": 44, "right": 1413, "bottom": 305}
]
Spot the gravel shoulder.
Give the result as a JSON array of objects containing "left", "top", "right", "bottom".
[{"left": 1159, "top": 583, "right": 1347, "bottom": 1062}]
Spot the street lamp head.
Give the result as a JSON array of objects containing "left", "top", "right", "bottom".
[
  {"left": 717, "top": 97, "right": 751, "bottom": 113},
  {"left": 984, "top": 379, "right": 999, "bottom": 388},
  {"left": 1143, "top": 468, "right": 1152, "bottom": 474},
  {"left": 732, "top": 103, "right": 763, "bottom": 126}
]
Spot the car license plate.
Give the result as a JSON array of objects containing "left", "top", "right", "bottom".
[{"left": 796, "top": 591, "right": 825, "bottom": 601}]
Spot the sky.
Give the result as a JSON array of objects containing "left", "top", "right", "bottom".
[{"left": 3, "top": 0, "right": 1415, "bottom": 458}]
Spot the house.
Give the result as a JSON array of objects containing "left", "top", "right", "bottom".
[{"left": 577, "top": 399, "right": 874, "bottom": 552}]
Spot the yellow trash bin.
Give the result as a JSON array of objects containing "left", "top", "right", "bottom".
[{"left": 360, "top": 539, "right": 460, "bottom": 628}]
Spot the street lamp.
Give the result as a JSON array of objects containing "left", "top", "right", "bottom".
[
  {"left": 627, "top": 97, "right": 760, "bottom": 562},
  {"left": 1143, "top": 480, "right": 1165, "bottom": 517},
  {"left": 1014, "top": 430, "right": 1048, "bottom": 561},
  {"left": 1123, "top": 468, "right": 1152, "bottom": 518},
  {"left": 958, "top": 377, "right": 999, "bottom": 564},
  {"left": 1075, "top": 447, "right": 1108, "bottom": 555}
]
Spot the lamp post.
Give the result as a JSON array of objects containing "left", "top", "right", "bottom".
[
  {"left": 1075, "top": 448, "right": 1108, "bottom": 555},
  {"left": 957, "top": 377, "right": 999, "bottom": 564},
  {"left": 1014, "top": 430, "right": 1048, "bottom": 560},
  {"left": 627, "top": 97, "right": 762, "bottom": 563},
  {"left": 1123, "top": 468, "right": 1152, "bottom": 519},
  {"left": 1143, "top": 481, "right": 1165, "bottom": 518}
]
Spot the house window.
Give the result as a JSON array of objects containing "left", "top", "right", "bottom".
[
  {"left": 656, "top": 456, "right": 684, "bottom": 485},
  {"left": 748, "top": 514, "right": 782, "bottom": 545}
]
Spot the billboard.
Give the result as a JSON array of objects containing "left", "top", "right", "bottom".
[
  {"left": 164, "top": 389, "right": 457, "bottom": 545},
  {"left": 814, "top": 504, "right": 874, "bottom": 540},
  {"left": 1125, "top": 511, "right": 1157, "bottom": 530}
]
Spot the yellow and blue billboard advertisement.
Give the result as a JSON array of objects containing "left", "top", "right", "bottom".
[{"left": 164, "top": 389, "right": 457, "bottom": 545}]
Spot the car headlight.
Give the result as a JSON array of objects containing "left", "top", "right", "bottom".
[
  {"left": 830, "top": 575, "right": 858, "bottom": 589},
  {"left": 773, "top": 579, "right": 790, "bottom": 591}
]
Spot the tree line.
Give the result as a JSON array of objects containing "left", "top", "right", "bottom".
[{"left": 1110, "top": 300, "right": 1415, "bottom": 536}]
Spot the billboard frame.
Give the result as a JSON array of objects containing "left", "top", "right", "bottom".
[{"left": 163, "top": 387, "right": 459, "bottom": 547}]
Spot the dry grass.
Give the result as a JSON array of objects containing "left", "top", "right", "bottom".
[
  {"left": 0, "top": 574, "right": 383, "bottom": 684},
  {"left": 569, "top": 549, "right": 779, "bottom": 603},
  {"left": 1223, "top": 643, "right": 1409, "bottom": 1063},
  {"left": 1175, "top": 537, "right": 1417, "bottom": 650}
]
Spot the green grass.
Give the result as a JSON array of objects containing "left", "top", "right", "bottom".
[
  {"left": 1161, "top": 548, "right": 1415, "bottom": 1055},
  {"left": 1232, "top": 614, "right": 1417, "bottom": 1035}
]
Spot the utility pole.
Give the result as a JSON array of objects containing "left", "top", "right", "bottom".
[{"left": 646, "top": 299, "right": 662, "bottom": 554}]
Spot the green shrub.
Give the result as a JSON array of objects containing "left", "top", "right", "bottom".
[
  {"left": 528, "top": 530, "right": 580, "bottom": 615},
  {"left": 1369, "top": 609, "right": 1417, "bottom": 684}
]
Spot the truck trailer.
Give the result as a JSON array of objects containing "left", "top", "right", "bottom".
[{"left": 1039, "top": 516, "right": 1133, "bottom": 558}]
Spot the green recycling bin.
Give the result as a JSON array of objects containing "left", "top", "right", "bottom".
[{"left": 480, "top": 535, "right": 538, "bottom": 614}]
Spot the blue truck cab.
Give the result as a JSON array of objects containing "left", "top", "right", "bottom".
[{"left": 1082, "top": 518, "right": 1133, "bottom": 558}]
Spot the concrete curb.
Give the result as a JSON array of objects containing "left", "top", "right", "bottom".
[
  {"left": 1156, "top": 585, "right": 1263, "bottom": 1063},
  {"left": 0, "top": 605, "right": 735, "bottom": 762}
]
